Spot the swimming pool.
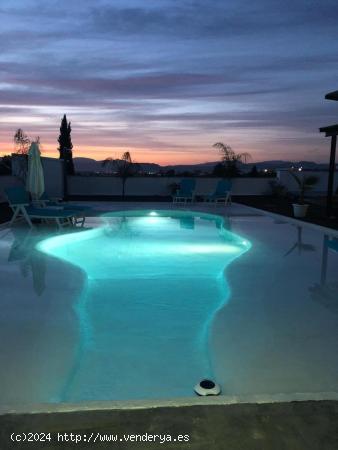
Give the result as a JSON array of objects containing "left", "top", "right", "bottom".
[
  {"left": 36, "top": 210, "right": 250, "bottom": 402},
  {"left": 1, "top": 203, "right": 338, "bottom": 407}
]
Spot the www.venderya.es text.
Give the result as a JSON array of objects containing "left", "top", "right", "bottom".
[{"left": 10, "top": 432, "right": 190, "bottom": 445}]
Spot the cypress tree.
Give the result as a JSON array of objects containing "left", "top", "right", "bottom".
[{"left": 58, "top": 114, "right": 75, "bottom": 175}]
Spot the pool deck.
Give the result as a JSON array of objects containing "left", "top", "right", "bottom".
[
  {"left": 1, "top": 401, "right": 338, "bottom": 449},
  {"left": 1, "top": 202, "right": 338, "bottom": 449}
]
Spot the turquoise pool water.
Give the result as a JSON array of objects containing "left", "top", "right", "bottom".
[{"left": 37, "top": 210, "right": 250, "bottom": 401}]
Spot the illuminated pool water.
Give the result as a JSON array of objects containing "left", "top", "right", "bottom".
[{"left": 37, "top": 210, "right": 250, "bottom": 401}]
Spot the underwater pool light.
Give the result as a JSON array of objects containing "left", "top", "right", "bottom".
[{"left": 149, "top": 211, "right": 158, "bottom": 216}]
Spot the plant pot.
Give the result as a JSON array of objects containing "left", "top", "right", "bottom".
[{"left": 292, "top": 203, "right": 309, "bottom": 218}]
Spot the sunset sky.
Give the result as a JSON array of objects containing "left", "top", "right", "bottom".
[{"left": 0, "top": 0, "right": 338, "bottom": 165}]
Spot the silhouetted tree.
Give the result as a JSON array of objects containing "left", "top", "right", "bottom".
[
  {"left": 102, "top": 152, "right": 139, "bottom": 197},
  {"left": 212, "top": 162, "right": 228, "bottom": 177},
  {"left": 58, "top": 115, "right": 75, "bottom": 175},
  {"left": 249, "top": 165, "right": 259, "bottom": 177},
  {"left": 164, "top": 169, "right": 175, "bottom": 176},
  {"left": 0, "top": 155, "right": 12, "bottom": 175},
  {"left": 213, "top": 142, "right": 250, "bottom": 177},
  {"left": 14, "top": 129, "right": 30, "bottom": 154},
  {"left": 181, "top": 170, "right": 194, "bottom": 177}
]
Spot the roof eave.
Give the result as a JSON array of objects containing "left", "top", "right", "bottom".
[{"left": 325, "top": 90, "right": 338, "bottom": 101}]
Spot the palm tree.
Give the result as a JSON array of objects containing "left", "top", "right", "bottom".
[
  {"left": 289, "top": 170, "right": 318, "bottom": 204},
  {"left": 102, "top": 152, "right": 139, "bottom": 197},
  {"left": 14, "top": 128, "right": 30, "bottom": 155},
  {"left": 213, "top": 142, "right": 251, "bottom": 177}
]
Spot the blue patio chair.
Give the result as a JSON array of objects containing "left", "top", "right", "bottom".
[
  {"left": 5, "top": 186, "right": 84, "bottom": 229},
  {"left": 206, "top": 179, "right": 232, "bottom": 206},
  {"left": 173, "top": 179, "right": 196, "bottom": 203}
]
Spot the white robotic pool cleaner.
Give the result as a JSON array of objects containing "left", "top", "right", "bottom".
[{"left": 194, "top": 379, "right": 221, "bottom": 396}]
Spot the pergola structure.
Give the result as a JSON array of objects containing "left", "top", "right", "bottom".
[
  {"left": 319, "top": 91, "right": 338, "bottom": 216},
  {"left": 325, "top": 90, "right": 338, "bottom": 101}
]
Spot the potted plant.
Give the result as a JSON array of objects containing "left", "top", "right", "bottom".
[
  {"left": 168, "top": 182, "right": 180, "bottom": 196},
  {"left": 289, "top": 170, "right": 318, "bottom": 218}
]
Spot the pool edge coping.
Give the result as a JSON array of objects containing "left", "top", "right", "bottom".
[
  {"left": 2, "top": 392, "right": 338, "bottom": 415},
  {"left": 231, "top": 202, "right": 338, "bottom": 238}
]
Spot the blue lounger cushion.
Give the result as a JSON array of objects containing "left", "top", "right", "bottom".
[{"left": 25, "top": 206, "right": 79, "bottom": 218}]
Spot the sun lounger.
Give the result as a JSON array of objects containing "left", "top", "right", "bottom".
[{"left": 5, "top": 186, "right": 85, "bottom": 229}]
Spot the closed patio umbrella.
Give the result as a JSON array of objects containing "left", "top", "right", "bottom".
[{"left": 26, "top": 142, "right": 44, "bottom": 200}]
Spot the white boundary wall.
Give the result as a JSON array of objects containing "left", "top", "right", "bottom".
[
  {"left": 1, "top": 175, "right": 273, "bottom": 202},
  {"left": 4, "top": 155, "right": 65, "bottom": 201},
  {"left": 277, "top": 169, "right": 338, "bottom": 195},
  {"left": 41, "top": 157, "right": 65, "bottom": 198},
  {"left": 67, "top": 176, "right": 273, "bottom": 196},
  {"left": 2, "top": 169, "right": 337, "bottom": 202},
  {"left": 0, "top": 176, "right": 22, "bottom": 202}
]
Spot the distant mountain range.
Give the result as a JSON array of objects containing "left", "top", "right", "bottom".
[{"left": 73, "top": 157, "right": 329, "bottom": 174}]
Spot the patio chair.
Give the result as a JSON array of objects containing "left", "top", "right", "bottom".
[
  {"left": 173, "top": 179, "right": 196, "bottom": 203},
  {"left": 5, "top": 186, "right": 84, "bottom": 229},
  {"left": 205, "top": 179, "right": 232, "bottom": 206}
]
